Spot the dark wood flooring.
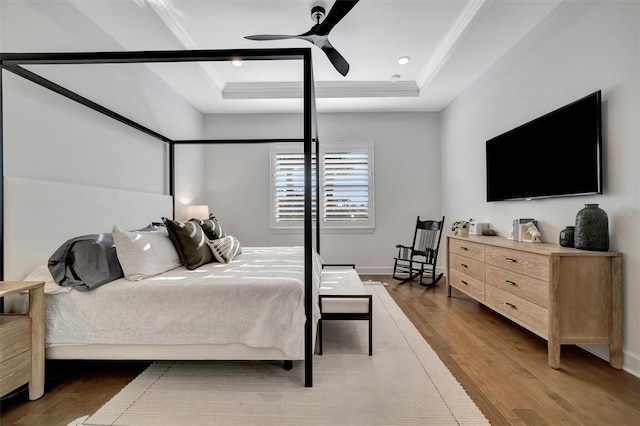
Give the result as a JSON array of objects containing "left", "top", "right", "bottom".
[{"left": 1, "top": 275, "right": 639, "bottom": 425}]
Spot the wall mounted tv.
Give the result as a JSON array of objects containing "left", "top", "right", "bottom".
[{"left": 486, "top": 90, "right": 602, "bottom": 202}]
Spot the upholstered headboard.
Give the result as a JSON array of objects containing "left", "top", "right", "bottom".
[{"left": 4, "top": 176, "right": 173, "bottom": 281}]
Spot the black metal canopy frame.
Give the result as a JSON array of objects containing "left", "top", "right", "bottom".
[{"left": 0, "top": 48, "right": 321, "bottom": 387}]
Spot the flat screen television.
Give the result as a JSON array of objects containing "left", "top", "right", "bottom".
[{"left": 486, "top": 91, "right": 602, "bottom": 202}]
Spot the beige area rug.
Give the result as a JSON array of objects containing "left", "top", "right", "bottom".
[{"left": 73, "top": 283, "right": 488, "bottom": 425}]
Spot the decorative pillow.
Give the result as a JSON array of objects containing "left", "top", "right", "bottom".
[
  {"left": 189, "top": 214, "right": 225, "bottom": 240},
  {"left": 48, "top": 233, "right": 123, "bottom": 292},
  {"left": 163, "top": 218, "right": 215, "bottom": 269},
  {"left": 112, "top": 225, "right": 181, "bottom": 281},
  {"left": 208, "top": 235, "right": 242, "bottom": 263}
]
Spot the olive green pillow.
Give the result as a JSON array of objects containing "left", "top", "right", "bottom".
[{"left": 162, "top": 218, "right": 214, "bottom": 269}]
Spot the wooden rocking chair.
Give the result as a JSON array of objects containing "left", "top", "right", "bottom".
[{"left": 392, "top": 216, "right": 445, "bottom": 287}]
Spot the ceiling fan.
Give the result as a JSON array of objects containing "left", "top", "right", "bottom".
[{"left": 244, "top": 0, "right": 359, "bottom": 76}]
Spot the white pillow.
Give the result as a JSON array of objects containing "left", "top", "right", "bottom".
[
  {"left": 112, "top": 225, "right": 181, "bottom": 281},
  {"left": 208, "top": 235, "right": 242, "bottom": 263},
  {"left": 24, "top": 265, "right": 71, "bottom": 294}
]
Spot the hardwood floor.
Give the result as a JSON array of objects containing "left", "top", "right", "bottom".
[
  {"left": 0, "top": 360, "right": 149, "bottom": 426},
  {"left": 362, "top": 275, "right": 640, "bottom": 426},
  {"left": 1, "top": 275, "right": 639, "bottom": 425}
]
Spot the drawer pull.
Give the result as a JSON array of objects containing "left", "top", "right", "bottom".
[
  {"left": 506, "top": 280, "right": 517, "bottom": 286},
  {"left": 461, "top": 280, "right": 469, "bottom": 286},
  {"left": 505, "top": 302, "right": 517, "bottom": 309},
  {"left": 505, "top": 257, "right": 518, "bottom": 263},
  {"left": 460, "top": 246, "right": 469, "bottom": 251},
  {"left": 460, "top": 263, "right": 468, "bottom": 268}
]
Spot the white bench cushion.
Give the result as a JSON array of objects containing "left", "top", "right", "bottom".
[{"left": 320, "top": 269, "right": 369, "bottom": 314}]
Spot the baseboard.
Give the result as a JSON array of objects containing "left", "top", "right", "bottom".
[
  {"left": 356, "top": 266, "right": 446, "bottom": 276},
  {"left": 578, "top": 344, "right": 609, "bottom": 363},
  {"left": 578, "top": 345, "right": 640, "bottom": 379},
  {"left": 622, "top": 350, "right": 640, "bottom": 378}
]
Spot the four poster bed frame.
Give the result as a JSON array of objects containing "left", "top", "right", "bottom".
[{"left": 0, "top": 48, "right": 321, "bottom": 387}]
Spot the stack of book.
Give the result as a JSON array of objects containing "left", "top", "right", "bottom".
[{"left": 511, "top": 218, "right": 537, "bottom": 241}]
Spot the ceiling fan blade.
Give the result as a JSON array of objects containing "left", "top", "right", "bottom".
[
  {"left": 315, "top": 0, "right": 359, "bottom": 36},
  {"left": 244, "top": 1, "right": 357, "bottom": 77},
  {"left": 244, "top": 35, "right": 299, "bottom": 41},
  {"left": 322, "top": 43, "right": 350, "bottom": 76}
]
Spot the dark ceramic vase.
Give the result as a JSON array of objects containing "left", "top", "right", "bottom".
[
  {"left": 574, "top": 204, "right": 609, "bottom": 251},
  {"left": 559, "top": 226, "right": 575, "bottom": 248}
]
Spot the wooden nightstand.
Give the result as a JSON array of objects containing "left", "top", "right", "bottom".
[{"left": 0, "top": 281, "right": 45, "bottom": 400}]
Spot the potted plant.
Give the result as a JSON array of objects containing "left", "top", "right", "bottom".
[{"left": 451, "top": 219, "right": 474, "bottom": 236}]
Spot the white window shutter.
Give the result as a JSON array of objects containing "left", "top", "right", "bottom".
[
  {"left": 271, "top": 143, "right": 373, "bottom": 230},
  {"left": 323, "top": 150, "right": 370, "bottom": 223},
  {"left": 273, "top": 151, "right": 316, "bottom": 223}
]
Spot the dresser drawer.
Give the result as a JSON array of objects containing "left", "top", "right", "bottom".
[
  {"left": 449, "top": 253, "right": 485, "bottom": 281},
  {"left": 485, "top": 246, "right": 548, "bottom": 281},
  {"left": 486, "top": 264, "right": 549, "bottom": 308},
  {"left": 0, "top": 316, "right": 31, "bottom": 362},
  {"left": 449, "top": 239, "right": 485, "bottom": 262},
  {"left": 0, "top": 350, "right": 31, "bottom": 397},
  {"left": 449, "top": 269, "right": 484, "bottom": 301},
  {"left": 485, "top": 284, "right": 548, "bottom": 337}
]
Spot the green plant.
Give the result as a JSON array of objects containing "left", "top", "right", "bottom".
[{"left": 451, "top": 219, "right": 474, "bottom": 232}]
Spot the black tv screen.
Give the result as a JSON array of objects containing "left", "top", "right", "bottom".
[{"left": 486, "top": 91, "right": 602, "bottom": 202}]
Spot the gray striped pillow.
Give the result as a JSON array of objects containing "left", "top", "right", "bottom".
[{"left": 208, "top": 235, "right": 242, "bottom": 263}]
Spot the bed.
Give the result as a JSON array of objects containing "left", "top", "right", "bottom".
[
  {"left": 7, "top": 177, "right": 320, "bottom": 364},
  {"left": 1, "top": 48, "right": 320, "bottom": 386}
]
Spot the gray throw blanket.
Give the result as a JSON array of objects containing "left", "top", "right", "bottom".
[{"left": 48, "top": 234, "right": 123, "bottom": 291}]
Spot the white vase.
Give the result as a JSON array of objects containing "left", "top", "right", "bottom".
[{"left": 457, "top": 227, "right": 469, "bottom": 237}]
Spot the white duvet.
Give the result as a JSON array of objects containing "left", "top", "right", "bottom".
[{"left": 42, "top": 247, "right": 320, "bottom": 359}]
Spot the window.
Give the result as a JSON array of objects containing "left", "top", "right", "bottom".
[
  {"left": 271, "top": 149, "right": 317, "bottom": 225},
  {"left": 271, "top": 143, "right": 374, "bottom": 230}
]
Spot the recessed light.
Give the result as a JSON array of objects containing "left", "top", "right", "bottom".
[
  {"left": 398, "top": 56, "right": 410, "bottom": 65},
  {"left": 232, "top": 59, "right": 243, "bottom": 67},
  {"left": 391, "top": 74, "right": 401, "bottom": 82}
]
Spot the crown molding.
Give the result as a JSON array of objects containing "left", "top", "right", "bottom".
[
  {"left": 417, "top": 0, "right": 489, "bottom": 89},
  {"left": 141, "top": 0, "right": 225, "bottom": 92},
  {"left": 222, "top": 81, "right": 419, "bottom": 99}
]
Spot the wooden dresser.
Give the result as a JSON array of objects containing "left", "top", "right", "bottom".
[
  {"left": 0, "top": 281, "right": 45, "bottom": 400},
  {"left": 446, "top": 235, "right": 622, "bottom": 369}
]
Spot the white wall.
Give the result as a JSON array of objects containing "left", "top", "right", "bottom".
[
  {"left": 203, "top": 112, "right": 441, "bottom": 273},
  {"left": 174, "top": 144, "right": 207, "bottom": 221},
  {"left": 1, "top": 0, "right": 206, "bottom": 215},
  {"left": 441, "top": 0, "right": 639, "bottom": 375}
]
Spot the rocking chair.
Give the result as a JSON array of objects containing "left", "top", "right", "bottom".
[{"left": 392, "top": 216, "right": 445, "bottom": 287}]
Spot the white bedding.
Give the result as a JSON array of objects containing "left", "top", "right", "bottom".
[{"left": 41, "top": 247, "right": 320, "bottom": 359}]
